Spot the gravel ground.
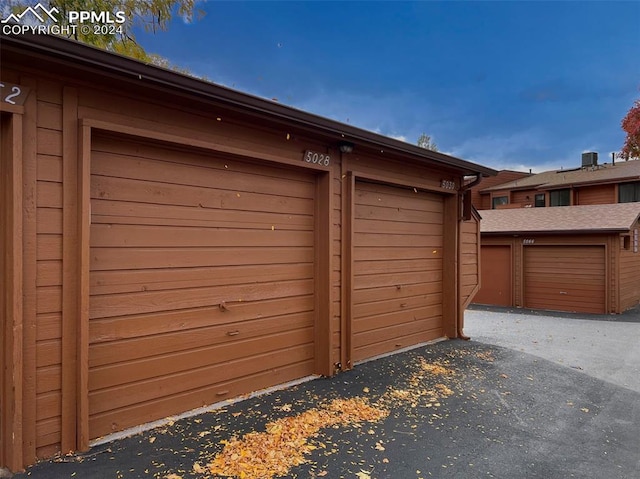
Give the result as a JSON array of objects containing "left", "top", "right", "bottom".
[{"left": 464, "top": 305, "right": 640, "bottom": 394}]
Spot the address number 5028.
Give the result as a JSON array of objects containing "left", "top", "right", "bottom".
[{"left": 303, "top": 150, "right": 331, "bottom": 167}]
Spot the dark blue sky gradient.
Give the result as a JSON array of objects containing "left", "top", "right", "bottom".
[{"left": 137, "top": 1, "right": 640, "bottom": 171}]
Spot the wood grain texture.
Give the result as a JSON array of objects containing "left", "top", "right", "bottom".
[
  {"left": 351, "top": 180, "right": 444, "bottom": 363},
  {"left": 523, "top": 245, "right": 606, "bottom": 314},
  {"left": 87, "top": 134, "right": 317, "bottom": 439}
]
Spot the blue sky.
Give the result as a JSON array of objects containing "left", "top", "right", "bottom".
[{"left": 136, "top": 1, "right": 640, "bottom": 172}]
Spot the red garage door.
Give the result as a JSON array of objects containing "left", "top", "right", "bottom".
[
  {"left": 352, "top": 181, "right": 444, "bottom": 363},
  {"left": 88, "top": 135, "right": 316, "bottom": 438},
  {"left": 524, "top": 245, "right": 606, "bottom": 314},
  {"left": 475, "top": 245, "right": 512, "bottom": 307}
]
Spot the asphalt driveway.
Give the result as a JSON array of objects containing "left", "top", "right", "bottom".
[{"left": 14, "top": 309, "right": 640, "bottom": 479}]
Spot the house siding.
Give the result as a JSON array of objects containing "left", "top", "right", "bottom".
[
  {"left": 575, "top": 184, "right": 616, "bottom": 205},
  {"left": 1, "top": 39, "right": 481, "bottom": 471},
  {"left": 477, "top": 233, "right": 631, "bottom": 314},
  {"left": 619, "top": 220, "right": 640, "bottom": 311}
]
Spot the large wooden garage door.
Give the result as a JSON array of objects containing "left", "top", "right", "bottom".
[
  {"left": 524, "top": 245, "right": 605, "bottom": 314},
  {"left": 88, "top": 135, "right": 316, "bottom": 438},
  {"left": 352, "top": 181, "right": 444, "bottom": 363},
  {"left": 474, "top": 245, "right": 512, "bottom": 307}
]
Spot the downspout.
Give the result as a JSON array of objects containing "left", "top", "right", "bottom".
[{"left": 456, "top": 174, "right": 483, "bottom": 340}]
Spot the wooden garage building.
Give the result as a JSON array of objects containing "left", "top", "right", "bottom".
[
  {"left": 475, "top": 203, "right": 640, "bottom": 314},
  {"left": 0, "top": 33, "right": 494, "bottom": 471}
]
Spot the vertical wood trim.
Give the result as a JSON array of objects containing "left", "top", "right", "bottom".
[
  {"left": 342, "top": 171, "right": 355, "bottom": 370},
  {"left": 1, "top": 112, "right": 24, "bottom": 472},
  {"left": 20, "top": 76, "right": 37, "bottom": 466},
  {"left": 515, "top": 238, "right": 523, "bottom": 308},
  {"left": 76, "top": 124, "right": 91, "bottom": 450},
  {"left": 614, "top": 234, "right": 621, "bottom": 313},
  {"left": 442, "top": 194, "right": 458, "bottom": 338},
  {"left": 314, "top": 171, "right": 333, "bottom": 377},
  {"left": 61, "top": 88, "right": 78, "bottom": 453}
]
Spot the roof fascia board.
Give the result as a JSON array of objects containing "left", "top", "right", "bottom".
[{"left": 1, "top": 32, "right": 497, "bottom": 177}]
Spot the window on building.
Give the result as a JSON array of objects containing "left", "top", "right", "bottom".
[
  {"left": 619, "top": 181, "right": 640, "bottom": 203},
  {"left": 549, "top": 189, "right": 570, "bottom": 207},
  {"left": 534, "top": 193, "right": 545, "bottom": 207},
  {"left": 492, "top": 196, "right": 508, "bottom": 209}
]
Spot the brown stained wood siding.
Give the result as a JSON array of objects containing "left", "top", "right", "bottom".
[
  {"left": 470, "top": 171, "right": 531, "bottom": 210},
  {"left": 352, "top": 181, "right": 444, "bottom": 362},
  {"left": 523, "top": 245, "right": 606, "bottom": 314},
  {"left": 575, "top": 184, "right": 616, "bottom": 205},
  {"left": 459, "top": 218, "right": 480, "bottom": 308},
  {"left": 620, "top": 221, "right": 640, "bottom": 311},
  {"left": 475, "top": 245, "right": 512, "bottom": 307},
  {"left": 87, "top": 134, "right": 317, "bottom": 439},
  {"left": 1, "top": 44, "right": 485, "bottom": 470},
  {"left": 331, "top": 163, "right": 342, "bottom": 367},
  {"left": 511, "top": 190, "right": 533, "bottom": 207}
]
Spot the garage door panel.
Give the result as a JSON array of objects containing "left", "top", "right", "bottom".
[
  {"left": 524, "top": 246, "right": 605, "bottom": 314},
  {"left": 354, "top": 232, "right": 443, "bottom": 248},
  {"left": 355, "top": 184, "right": 443, "bottom": 212},
  {"left": 89, "top": 343, "right": 314, "bottom": 417},
  {"left": 353, "top": 293, "right": 442, "bottom": 318},
  {"left": 354, "top": 247, "right": 442, "bottom": 261},
  {"left": 92, "top": 175, "right": 314, "bottom": 215},
  {"left": 89, "top": 136, "right": 316, "bottom": 439},
  {"left": 354, "top": 304, "right": 443, "bottom": 333},
  {"left": 352, "top": 181, "right": 444, "bottom": 363},
  {"left": 91, "top": 264, "right": 314, "bottom": 295},
  {"left": 354, "top": 271, "right": 441, "bottom": 290},
  {"left": 353, "top": 281, "right": 442, "bottom": 305},
  {"left": 90, "top": 278, "right": 313, "bottom": 319},
  {"left": 91, "top": 224, "right": 314, "bottom": 248},
  {"left": 354, "top": 328, "right": 443, "bottom": 362},
  {"left": 90, "top": 246, "right": 313, "bottom": 271},
  {"left": 88, "top": 359, "right": 314, "bottom": 439},
  {"left": 354, "top": 218, "right": 442, "bottom": 235},
  {"left": 474, "top": 245, "right": 511, "bottom": 307},
  {"left": 89, "top": 312, "right": 315, "bottom": 367},
  {"left": 92, "top": 199, "right": 314, "bottom": 230},
  {"left": 90, "top": 296, "right": 314, "bottom": 343},
  {"left": 354, "top": 315, "right": 443, "bottom": 347},
  {"left": 354, "top": 259, "right": 437, "bottom": 275},
  {"left": 92, "top": 135, "right": 314, "bottom": 185},
  {"left": 354, "top": 204, "right": 442, "bottom": 224},
  {"left": 89, "top": 327, "right": 315, "bottom": 390},
  {"left": 92, "top": 150, "right": 315, "bottom": 199}
]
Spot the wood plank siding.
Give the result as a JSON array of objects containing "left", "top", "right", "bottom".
[
  {"left": 351, "top": 181, "right": 444, "bottom": 362},
  {"left": 523, "top": 245, "right": 606, "bottom": 314},
  {"left": 459, "top": 214, "right": 480, "bottom": 309},
  {"left": 0, "top": 34, "right": 491, "bottom": 471},
  {"left": 474, "top": 245, "right": 512, "bottom": 307},
  {"left": 87, "top": 134, "right": 317, "bottom": 438},
  {"left": 619, "top": 221, "right": 640, "bottom": 311},
  {"left": 575, "top": 184, "right": 616, "bottom": 205}
]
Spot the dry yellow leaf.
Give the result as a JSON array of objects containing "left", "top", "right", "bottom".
[
  {"left": 149, "top": 436, "right": 156, "bottom": 444},
  {"left": 356, "top": 470, "right": 372, "bottom": 479},
  {"left": 208, "top": 397, "right": 388, "bottom": 479},
  {"left": 192, "top": 462, "right": 206, "bottom": 474}
]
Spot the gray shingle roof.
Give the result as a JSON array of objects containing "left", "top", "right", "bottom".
[
  {"left": 480, "top": 203, "right": 640, "bottom": 234},
  {"left": 481, "top": 159, "right": 640, "bottom": 192}
]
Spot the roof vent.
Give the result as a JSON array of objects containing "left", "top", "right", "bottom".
[{"left": 582, "top": 152, "right": 598, "bottom": 168}]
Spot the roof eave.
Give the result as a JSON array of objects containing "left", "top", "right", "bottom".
[
  {"left": 1, "top": 32, "right": 497, "bottom": 177},
  {"left": 481, "top": 228, "right": 630, "bottom": 236}
]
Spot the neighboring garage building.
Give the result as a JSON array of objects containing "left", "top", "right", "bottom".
[
  {"left": 0, "top": 33, "right": 495, "bottom": 471},
  {"left": 474, "top": 204, "right": 640, "bottom": 314}
]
